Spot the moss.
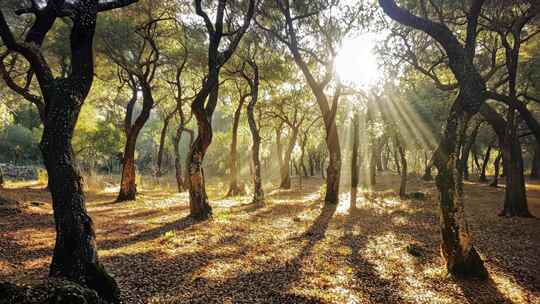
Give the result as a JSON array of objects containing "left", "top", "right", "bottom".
[{"left": 0, "top": 279, "right": 102, "bottom": 304}]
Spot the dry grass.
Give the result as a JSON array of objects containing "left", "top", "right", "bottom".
[{"left": 0, "top": 173, "right": 539, "bottom": 303}]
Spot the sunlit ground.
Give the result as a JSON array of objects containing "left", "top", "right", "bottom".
[{"left": 1, "top": 174, "right": 539, "bottom": 304}]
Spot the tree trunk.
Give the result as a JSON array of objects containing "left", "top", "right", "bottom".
[
  {"left": 227, "top": 97, "right": 247, "bottom": 196},
  {"left": 117, "top": 80, "right": 153, "bottom": 202},
  {"left": 300, "top": 136, "right": 309, "bottom": 177},
  {"left": 368, "top": 143, "right": 377, "bottom": 186},
  {"left": 350, "top": 112, "right": 360, "bottom": 210},
  {"left": 325, "top": 126, "right": 341, "bottom": 203},
  {"left": 188, "top": 83, "right": 217, "bottom": 220},
  {"left": 530, "top": 143, "right": 540, "bottom": 179},
  {"left": 156, "top": 111, "right": 175, "bottom": 177},
  {"left": 280, "top": 128, "right": 298, "bottom": 189},
  {"left": 309, "top": 154, "right": 315, "bottom": 176},
  {"left": 460, "top": 120, "right": 481, "bottom": 181},
  {"left": 321, "top": 157, "right": 326, "bottom": 180},
  {"left": 247, "top": 105, "right": 263, "bottom": 205},
  {"left": 433, "top": 101, "right": 487, "bottom": 279},
  {"left": 396, "top": 137, "right": 407, "bottom": 197},
  {"left": 173, "top": 123, "right": 185, "bottom": 192},
  {"left": 376, "top": 140, "right": 384, "bottom": 171},
  {"left": 117, "top": 134, "right": 137, "bottom": 202},
  {"left": 490, "top": 151, "right": 502, "bottom": 187},
  {"left": 394, "top": 146, "right": 401, "bottom": 175},
  {"left": 500, "top": 109, "right": 531, "bottom": 217},
  {"left": 422, "top": 153, "right": 434, "bottom": 181},
  {"left": 479, "top": 145, "right": 492, "bottom": 182},
  {"left": 42, "top": 96, "right": 120, "bottom": 303}
]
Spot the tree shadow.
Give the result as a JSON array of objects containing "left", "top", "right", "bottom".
[
  {"left": 341, "top": 209, "right": 406, "bottom": 303},
  {"left": 455, "top": 277, "right": 516, "bottom": 304},
  {"left": 174, "top": 202, "right": 337, "bottom": 303},
  {"left": 98, "top": 215, "right": 195, "bottom": 250}
]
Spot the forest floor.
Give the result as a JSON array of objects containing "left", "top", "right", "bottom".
[{"left": 0, "top": 173, "right": 539, "bottom": 304}]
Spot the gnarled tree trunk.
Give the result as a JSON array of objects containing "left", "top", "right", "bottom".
[
  {"left": 245, "top": 61, "right": 264, "bottom": 206},
  {"left": 117, "top": 81, "right": 153, "bottom": 202},
  {"left": 188, "top": 84, "right": 217, "bottom": 220},
  {"left": 42, "top": 93, "right": 120, "bottom": 302},
  {"left": 433, "top": 102, "right": 487, "bottom": 279}
]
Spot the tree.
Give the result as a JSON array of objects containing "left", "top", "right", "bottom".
[
  {"left": 0, "top": 0, "right": 138, "bottom": 301},
  {"left": 98, "top": 4, "right": 166, "bottom": 202},
  {"left": 188, "top": 0, "right": 255, "bottom": 220},
  {"left": 258, "top": 0, "right": 358, "bottom": 204},
  {"left": 379, "top": 0, "right": 489, "bottom": 278},
  {"left": 350, "top": 110, "right": 360, "bottom": 210},
  {"left": 242, "top": 57, "right": 265, "bottom": 206},
  {"left": 226, "top": 81, "right": 249, "bottom": 196}
]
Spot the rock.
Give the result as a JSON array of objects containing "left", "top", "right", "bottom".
[{"left": 0, "top": 279, "right": 105, "bottom": 304}]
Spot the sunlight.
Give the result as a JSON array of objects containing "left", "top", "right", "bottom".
[{"left": 336, "top": 34, "right": 381, "bottom": 88}]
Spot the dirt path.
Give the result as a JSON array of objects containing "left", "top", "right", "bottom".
[{"left": 1, "top": 174, "right": 539, "bottom": 303}]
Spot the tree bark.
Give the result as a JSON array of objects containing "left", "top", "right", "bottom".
[
  {"left": 173, "top": 123, "right": 185, "bottom": 192},
  {"left": 300, "top": 134, "right": 309, "bottom": 177},
  {"left": 117, "top": 133, "right": 138, "bottom": 201},
  {"left": 499, "top": 109, "right": 531, "bottom": 217},
  {"left": 188, "top": 83, "right": 217, "bottom": 220},
  {"left": 433, "top": 103, "right": 487, "bottom": 279},
  {"left": 117, "top": 80, "right": 153, "bottom": 202},
  {"left": 42, "top": 94, "right": 120, "bottom": 303},
  {"left": 350, "top": 112, "right": 360, "bottom": 210},
  {"left": 245, "top": 62, "right": 264, "bottom": 207}
]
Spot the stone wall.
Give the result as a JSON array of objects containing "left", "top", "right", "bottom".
[{"left": 0, "top": 164, "right": 39, "bottom": 181}]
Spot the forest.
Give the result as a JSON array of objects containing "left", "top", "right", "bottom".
[{"left": 0, "top": 0, "right": 539, "bottom": 303}]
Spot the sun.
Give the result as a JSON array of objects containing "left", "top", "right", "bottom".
[{"left": 336, "top": 34, "right": 381, "bottom": 88}]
